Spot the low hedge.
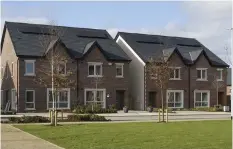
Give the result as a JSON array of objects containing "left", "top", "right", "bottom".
[
  {"left": 67, "top": 114, "right": 110, "bottom": 122},
  {"left": 73, "top": 104, "right": 117, "bottom": 114},
  {"left": 153, "top": 108, "right": 175, "bottom": 113},
  {"left": 9, "top": 116, "right": 50, "bottom": 123}
]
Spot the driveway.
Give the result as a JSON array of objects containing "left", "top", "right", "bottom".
[{"left": 1, "top": 124, "right": 64, "bottom": 149}]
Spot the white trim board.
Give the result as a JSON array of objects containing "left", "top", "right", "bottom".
[{"left": 116, "top": 36, "right": 145, "bottom": 66}]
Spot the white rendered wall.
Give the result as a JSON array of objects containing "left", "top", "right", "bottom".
[{"left": 116, "top": 36, "right": 145, "bottom": 110}]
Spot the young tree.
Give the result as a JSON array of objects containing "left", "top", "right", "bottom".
[
  {"left": 147, "top": 56, "right": 173, "bottom": 122},
  {"left": 35, "top": 22, "right": 76, "bottom": 126}
]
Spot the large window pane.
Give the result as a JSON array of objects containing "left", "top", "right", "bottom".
[
  {"left": 202, "top": 70, "right": 206, "bottom": 79},
  {"left": 175, "top": 92, "right": 181, "bottom": 102},
  {"left": 60, "top": 91, "right": 68, "bottom": 102},
  {"left": 197, "top": 70, "right": 201, "bottom": 79},
  {"left": 97, "top": 91, "right": 103, "bottom": 101},
  {"left": 195, "top": 102, "right": 202, "bottom": 107},
  {"left": 168, "top": 92, "right": 174, "bottom": 102},
  {"left": 202, "top": 102, "right": 208, "bottom": 107},
  {"left": 116, "top": 66, "right": 123, "bottom": 76},
  {"left": 202, "top": 93, "right": 208, "bottom": 102},
  {"left": 26, "top": 91, "right": 34, "bottom": 102},
  {"left": 175, "top": 69, "right": 179, "bottom": 78},
  {"left": 96, "top": 65, "right": 101, "bottom": 75},
  {"left": 26, "top": 62, "right": 34, "bottom": 74},
  {"left": 195, "top": 93, "right": 201, "bottom": 102},
  {"left": 88, "top": 65, "right": 94, "bottom": 75},
  {"left": 86, "top": 91, "right": 94, "bottom": 101}
]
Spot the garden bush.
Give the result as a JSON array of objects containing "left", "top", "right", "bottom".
[
  {"left": 73, "top": 104, "right": 117, "bottom": 114},
  {"left": 67, "top": 114, "right": 110, "bottom": 121},
  {"left": 9, "top": 116, "right": 50, "bottom": 123},
  {"left": 153, "top": 108, "right": 174, "bottom": 113}
]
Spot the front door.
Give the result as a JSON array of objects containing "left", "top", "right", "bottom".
[
  {"left": 11, "top": 89, "right": 17, "bottom": 111},
  {"left": 116, "top": 90, "right": 125, "bottom": 110},
  {"left": 218, "top": 92, "right": 224, "bottom": 105},
  {"left": 148, "top": 92, "right": 156, "bottom": 107}
]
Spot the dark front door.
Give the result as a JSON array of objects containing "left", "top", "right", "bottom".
[
  {"left": 116, "top": 90, "right": 125, "bottom": 110},
  {"left": 148, "top": 92, "right": 156, "bottom": 107},
  {"left": 218, "top": 92, "right": 224, "bottom": 105}
]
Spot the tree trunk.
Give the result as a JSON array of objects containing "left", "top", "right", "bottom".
[{"left": 161, "top": 89, "right": 164, "bottom": 122}]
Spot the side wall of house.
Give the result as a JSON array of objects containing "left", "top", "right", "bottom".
[
  {"left": 77, "top": 45, "right": 130, "bottom": 109},
  {"left": 116, "top": 36, "right": 145, "bottom": 110},
  {"left": 18, "top": 43, "right": 77, "bottom": 112},
  {"left": 1, "top": 29, "right": 19, "bottom": 111}
]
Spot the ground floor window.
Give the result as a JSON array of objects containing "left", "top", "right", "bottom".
[
  {"left": 47, "top": 88, "right": 70, "bottom": 109},
  {"left": 167, "top": 90, "right": 184, "bottom": 108},
  {"left": 194, "top": 90, "right": 210, "bottom": 107},
  {"left": 84, "top": 89, "right": 106, "bottom": 108},
  {"left": 25, "top": 90, "right": 35, "bottom": 110}
]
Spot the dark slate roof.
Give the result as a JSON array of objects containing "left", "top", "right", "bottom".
[
  {"left": 227, "top": 68, "right": 231, "bottom": 86},
  {"left": 1, "top": 22, "right": 130, "bottom": 61},
  {"left": 116, "top": 32, "right": 229, "bottom": 67}
]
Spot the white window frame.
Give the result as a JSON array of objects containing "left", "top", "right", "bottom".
[
  {"left": 25, "top": 60, "right": 35, "bottom": 76},
  {"left": 196, "top": 68, "right": 208, "bottom": 81},
  {"left": 11, "top": 62, "right": 14, "bottom": 77},
  {"left": 57, "top": 62, "right": 67, "bottom": 75},
  {"left": 169, "top": 67, "right": 181, "bottom": 80},
  {"left": 25, "top": 90, "right": 35, "bottom": 110},
  {"left": 194, "top": 90, "right": 210, "bottom": 108},
  {"left": 84, "top": 88, "right": 106, "bottom": 108},
  {"left": 166, "top": 90, "right": 184, "bottom": 108},
  {"left": 116, "top": 63, "right": 124, "bottom": 78},
  {"left": 47, "top": 88, "right": 70, "bottom": 110},
  {"left": 217, "top": 68, "right": 223, "bottom": 81},
  {"left": 88, "top": 62, "right": 103, "bottom": 77}
]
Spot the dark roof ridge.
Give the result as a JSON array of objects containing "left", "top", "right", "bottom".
[{"left": 117, "top": 31, "right": 197, "bottom": 40}]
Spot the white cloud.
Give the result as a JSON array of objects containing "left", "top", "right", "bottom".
[{"left": 107, "top": 1, "right": 232, "bottom": 65}]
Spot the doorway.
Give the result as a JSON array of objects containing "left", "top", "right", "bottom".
[
  {"left": 148, "top": 92, "right": 156, "bottom": 107},
  {"left": 116, "top": 90, "right": 125, "bottom": 110},
  {"left": 218, "top": 92, "right": 224, "bottom": 105}
]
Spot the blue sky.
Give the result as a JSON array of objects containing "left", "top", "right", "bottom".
[
  {"left": 2, "top": 1, "right": 186, "bottom": 30},
  {"left": 1, "top": 1, "right": 232, "bottom": 64}
]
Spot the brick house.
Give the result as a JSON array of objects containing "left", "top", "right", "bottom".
[
  {"left": 1, "top": 22, "right": 131, "bottom": 113},
  {"left": 115, "top": 32, "right": 229, "bottom": 110}
]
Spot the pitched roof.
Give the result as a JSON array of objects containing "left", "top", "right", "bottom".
[
  {"left": 227, "top": 68, "right": 231, "bottom": 86},
  {"left": 116, "top": 32, "right": 229, "bottom": 67},
  {"left": 1, "top": 22, "right": 130, "bottom": 61}
]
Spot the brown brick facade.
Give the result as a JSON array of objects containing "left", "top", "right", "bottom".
[
  {"left": 1, "top": 32, "right": 130, "bottom": 112},
  {"left": 145, "top": 52, "right": 227, "bottom": 109}
]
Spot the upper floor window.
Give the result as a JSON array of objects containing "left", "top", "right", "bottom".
[
  {"left": 170, "top": 67, "right": 181, "bottom": 80},
  {"left": 25, "top": 60, "right": 35, "bottom": 76},
  {"left": 217, "top": 68, "right": 223, "bottom": 81},
  {"left": 57, "top": 62, "right": 66, "bottom": 75},
  {"left": 88, "top": 62, "right": 102, "bottom": 77},
  {"left": 196, "top": 68, "right": 207, "bottom": 81},
  {"left": 116, "top": 63, "right": 124, "bottom": 78}
]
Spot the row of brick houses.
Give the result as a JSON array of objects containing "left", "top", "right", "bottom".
[{"left": 0, "top": 22, "right": 229, "bottom": 112}]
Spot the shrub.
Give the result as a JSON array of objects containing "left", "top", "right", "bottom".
[
  {"left": 9, "top": 116, "right": 50, "bottom": 123},
  {"left": 190, "top": 107, "right": 223, "bottom": 112},
  {"left": 73, "top": 104, "right": 117, "bottom": 114},
  {"left": 67, "top": 114, "right": 110, "bottom": 121}
]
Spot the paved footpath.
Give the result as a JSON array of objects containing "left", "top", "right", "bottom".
[{"left": 1, "top": 124, "right": 64, "bottom": 149}]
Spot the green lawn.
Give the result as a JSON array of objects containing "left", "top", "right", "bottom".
[{"left": 15, "top": 120, "right": 232, "bottom": 149}]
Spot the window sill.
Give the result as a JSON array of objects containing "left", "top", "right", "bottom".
[
  {"left": 217, "top": 79, "right": 223, "bottom": 81},
  {"left": 24, "top": 74, "right": 36, "bottom": 77},
  {"left": 87, "top": 75, "right": 103, "bottom": 78},
  {"left": 196, "top": 79, "right": 208, "bottom": 81},
  {"left": 169, "top": 78, "right": 181, "bottom": 80},
  {"left": 116, "top": 76, "right": 124, "bottom": 78},
  {"left": 25, "top": 108, "right": 36, "bottom": 111}
]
